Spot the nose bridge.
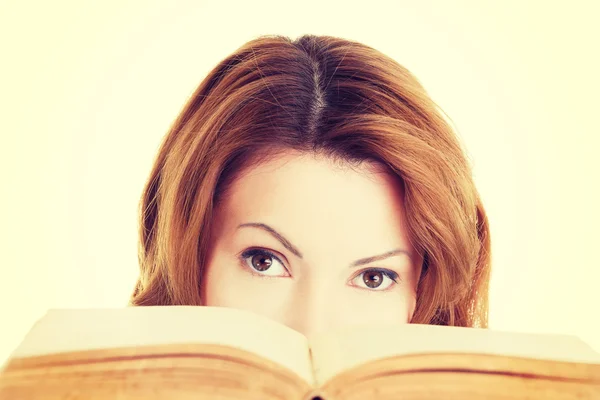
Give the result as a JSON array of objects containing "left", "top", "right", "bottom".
[{"left": 287, "top": 275, "right": 338, "bottom": 337}]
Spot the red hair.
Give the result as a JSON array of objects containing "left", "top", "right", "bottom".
[{"left": 130, "top": 34, "right": 491, "bottom": 327}]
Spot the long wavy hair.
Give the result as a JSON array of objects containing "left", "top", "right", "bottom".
[{"left": 129, "top": 34, "right": 491, "bottom": 328}]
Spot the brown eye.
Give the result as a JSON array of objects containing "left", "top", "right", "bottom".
[
  {"left": 349, "top": 268, "right": 398, "bottom": 291},
  {"left": 251, "top": 253, "right": 273, "bottom": 271},
  {"left": 363, "top": 270, "right": 383, "bottom": 288},
  {"left": 240, "top": 248, "right": 290, "bottom": 277}
]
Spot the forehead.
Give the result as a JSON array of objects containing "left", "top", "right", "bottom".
[
  {"left": 214, "top": 151, "right": 409, "bottom": 248},
  {"left": 232, "top": 150, "right": 401, "bottom": 190}
]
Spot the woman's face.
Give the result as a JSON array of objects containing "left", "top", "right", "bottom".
[{"left": 202, "top": 151, "right": 422, "bottom": 337}]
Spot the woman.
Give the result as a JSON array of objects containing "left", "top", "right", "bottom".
[{"left": 129, "top": 34, "right": 491, "bottom": 336}]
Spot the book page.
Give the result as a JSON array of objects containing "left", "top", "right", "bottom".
[
  {"left": 8, "top": 306, "right": 313, "bottom": 384},
  {"left": 308, "top": 323, "right": 600, "bottom": 386}
]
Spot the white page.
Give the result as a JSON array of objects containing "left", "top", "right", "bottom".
[
  {"left": 8, "top": 306, "right": 313, "bottom": 384},
  {"left": 309, "top": 323, "right": 600, "bottom": 386}
]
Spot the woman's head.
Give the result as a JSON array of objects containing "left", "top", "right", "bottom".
[{"left": 130, "top": 34, "right": 491, "bottom": 331}]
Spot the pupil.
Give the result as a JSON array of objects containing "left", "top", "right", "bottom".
[
  {"left": 252, "top": 254, "right": 272, "bottom": 271},
  {"left": 364, "top": 271, "right": 383, "bottom": 288}
]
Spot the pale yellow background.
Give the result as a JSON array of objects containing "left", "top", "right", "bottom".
[{"left": 1, "top": 0, "right": 598, "bottom": 364}]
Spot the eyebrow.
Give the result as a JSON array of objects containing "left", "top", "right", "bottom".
[{"left": 237, "top": 222, "right": 412, "bottom": 267}]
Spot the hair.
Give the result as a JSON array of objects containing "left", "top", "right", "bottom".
[{"left": 129, "top": 34, "right": 491, "bottom": 328}]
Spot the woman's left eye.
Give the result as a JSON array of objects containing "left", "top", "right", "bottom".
[{"left": 350, "top": 269, "right": 399, "bottom": 291}]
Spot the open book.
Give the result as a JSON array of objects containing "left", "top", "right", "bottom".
[{"left": 1, "top": 306, "right": 599, "bottom": 399}]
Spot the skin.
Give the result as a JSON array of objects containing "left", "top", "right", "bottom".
[{"left": 202, "top": 151, "right": 423, "bottom": 338}]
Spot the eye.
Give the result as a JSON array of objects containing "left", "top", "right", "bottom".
[
  {"left": 239, "top": 248, "right": 290, "bottom": 277},
  {"left": 349, "top": 268, "right": 399, "bottom": 291}
]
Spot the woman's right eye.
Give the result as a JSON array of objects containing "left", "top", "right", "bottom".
[{"left": 239, "top": 248, "right": 290, "bottom": 277}]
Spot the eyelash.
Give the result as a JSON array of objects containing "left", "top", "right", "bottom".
[
  {"left": 238, "top": 247, "right": 400, "bottom": 289},
  {"left": 239, "top": 248, "right": 289, "bottom": 278},
  {"left": 350, "top": 268, "right": 400, "bottom": 292}
]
